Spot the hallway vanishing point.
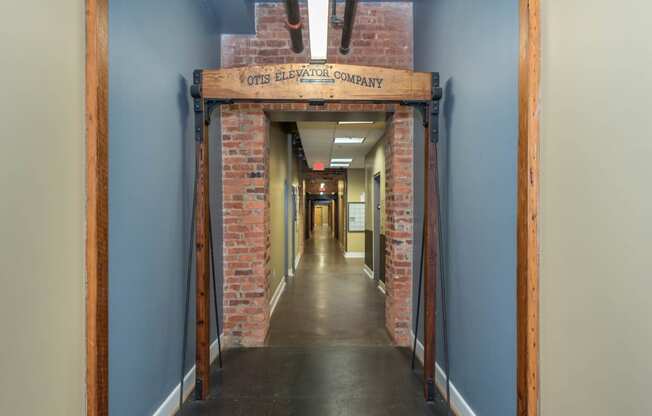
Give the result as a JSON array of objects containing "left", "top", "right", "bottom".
[{"left": 180, "top": 228, "right": 448, "bottom": 416}]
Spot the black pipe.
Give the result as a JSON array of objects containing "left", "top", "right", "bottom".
[
  {"left": 339, "top": 0, "right": 358, "bottom": 55},
  {"left": 285, "top": 0, "right": 304, "bottom": 54}
]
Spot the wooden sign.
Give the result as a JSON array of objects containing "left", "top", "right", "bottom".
[{"left": 201, "top": 63, "right": 432, "bottom": 102}]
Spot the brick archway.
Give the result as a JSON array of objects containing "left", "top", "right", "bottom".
[{"left": 220, "top": 103, "right": 414, "bottom": 347}]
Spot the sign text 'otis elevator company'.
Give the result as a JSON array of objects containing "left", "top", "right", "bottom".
[
  {"left": 245, "top": 66, "right": 385, "bottom": 89},
  {"left": 200, "top": 63, "right": 432, "bottom": 102}
]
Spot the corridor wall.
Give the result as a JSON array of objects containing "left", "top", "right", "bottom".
[
  {"left": 270, "top": 123, "right": 289, "bottom": 294},
  {"left": 346, "top": 169, "right": 366, "bottom": 255},
  {"left": 108, "top": 1, "right": 254, "bottom": 414},
  {"left": 364, "top": 137, "right": 386, "bottom": 275},
  {"left": 0, "top": 1, "right": 85, "bottom": 414},
  {"left": 539, "top": 1, "right": 652, "bottom": 414},
  {"left": 413, "top": 0, "right": 519, "bottom": 414}
]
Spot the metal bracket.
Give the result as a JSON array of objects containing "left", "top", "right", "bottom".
[
  {"left": 191, "top": 69, "right": 233, "bottom": 142},
  {"left": 430, "top": 72, "right": 443, "bottom": 144},
  {"left": 194, "top": 378, "right": 203, "bottom": 400},
  {"left": 426, "top": 379, "right": 435, "bottom": 402}
]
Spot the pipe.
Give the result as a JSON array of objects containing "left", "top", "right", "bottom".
[
  {"left": 339, "top": 0, "right": 358, "bottom": 55},
  {"left": 285, "top": 0, "right": 304, "bottom": 54}
]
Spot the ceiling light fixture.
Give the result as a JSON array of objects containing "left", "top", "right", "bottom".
[
  {"left": 307, "top": 0, "right": 329, "bottom": 62},
  {"left": 337, "top": 121, "right": 374, "bottom": 125},
  {"left": 331, "top": 158, "right": 353, "bottom": 163},
  {"left": 330, "top": 163, "right": 350, "bottom": 168},
  {"left": 333, "top": 137, "right": 365, "bottom": 144}
]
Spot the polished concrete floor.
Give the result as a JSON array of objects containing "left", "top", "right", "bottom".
[{"left": 180, "top": 228, "right": 449, "bottom": 415}]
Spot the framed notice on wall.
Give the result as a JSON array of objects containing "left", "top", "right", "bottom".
[{"left": 348, "top": 202, "right": 365, "bottom": 232}]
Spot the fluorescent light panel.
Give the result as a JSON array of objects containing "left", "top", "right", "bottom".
[
  {"left": 331, "top": 158, "right": 353, "bottom": 163},
  {"left": 330, "top": 163, "right": 350, "bottom": 168},
  {"left": 337, "top": 121, "right": 374, "bottom": 125},
  {"left": 307, "top": 0, "right": 328, "bottom": 62},
  {"left": 333, "top": 137, "right": 365, "bottom": 144}
]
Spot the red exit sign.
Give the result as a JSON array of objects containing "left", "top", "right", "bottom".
[{"left": 313, "top": 162, "right": 325, "bottom": 171}]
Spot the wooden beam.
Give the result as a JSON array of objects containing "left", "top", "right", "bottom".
[
  {"left": 517, "top": 0, "right": 540, "bottom": 415},
  {"left": 201, "top": 64, "right": 432, "bottom": 102},
  {"left": 195, "top": 114, "right": 211, "bottom": 399},
  {"left": 423, "top": 104, "right": 440, "bottom": 401},
  {"left": 85, "top": 0, "right": 109, "bottom": 414}
]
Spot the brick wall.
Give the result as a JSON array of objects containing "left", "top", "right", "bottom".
[
  {"left": 220, "top": 2, "right": 414, "bottom": 346},
  {"left": 384, "top": 108, "right": 414, "bottom": 345}
]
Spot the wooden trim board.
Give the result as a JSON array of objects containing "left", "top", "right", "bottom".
[
  {"left": 201, "top": 63, "right": 432, "bottom": 102},
  {"left": 85, "top": 0, "right": 109, "bottom": 414},
  {"left": 517, "top": 0, "right": 541, "bottom": 415}
]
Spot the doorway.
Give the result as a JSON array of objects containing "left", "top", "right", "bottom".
[{"left": 373, "top": 173, "right": 383, "bottom": 284}]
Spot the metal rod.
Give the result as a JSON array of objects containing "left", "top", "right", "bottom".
[
  {"left": 208, "top": 208, "right": 223, "bottom": 369},
  {"left": 339, "top": 0, "right": 358, "bottom": 54},
  {"left": 180, "top": 155, "right": 199, "bottom": 410},
  {"left": 411, "top": 218, "right": 426, "bottom": 370},
  {"left": 435, "top": 140, "right": 452, "bottom": 414},
  {"left": 284, "top": 0, "right": 304, "bottom": 53}
]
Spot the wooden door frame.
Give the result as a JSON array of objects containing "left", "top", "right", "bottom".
[
  {"left": 84, "top": 0, "right": 541, "bottom": 413},
  {"left": 86, "top": 0, "right": 109, "bottom": 415},
  {"left": 517, "top": 0, "right": 541, "bottom": 415}
]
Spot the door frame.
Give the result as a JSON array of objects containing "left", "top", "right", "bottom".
[{"left": 85, "top": 0, "right": 541, "bottom": 412}]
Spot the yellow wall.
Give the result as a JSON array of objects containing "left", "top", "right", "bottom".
[
  {"left": 270, "top": 125, "right": 304, "bottom": 286},
  {"left": 365, "top": 136, "right": 386, "bottom": 233},
  {"left": 0, "top": 0, "right": 86, "bottom": 414},
  {"left": 346, "top": 169, "right": 366, "bottom": 253},
  {"left": 540, "top": 1, "right": 652, "bottom": 414},
  {"left": 269, "top": 124, "right": 288, "bottom": 293}
]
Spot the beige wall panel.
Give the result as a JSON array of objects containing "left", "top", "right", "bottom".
[{"left": 540, "top": 1, "right": 652, "bottom": 414}]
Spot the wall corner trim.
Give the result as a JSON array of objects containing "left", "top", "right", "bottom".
[
  {"left": 362, "top": 265, "right": 374, "bottom": 279},
  {"left": 269, "top": 279, "right": 287, "bottom": 317},
  {"left": 294, "top": 253, "right": 302, "bottom": 270},
  {"left": 409, "top": 332, "right": 477, "bottom": 416},
  {"left": 152, "top": 336, "right": 223, "bottom": 416}
]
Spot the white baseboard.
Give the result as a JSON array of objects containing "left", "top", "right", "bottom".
[
  {"left": 409, "top": 332, "right": 477, "bottom": 416},
  {"left": 362, "top": 264, "right": 374, "bottom": 279},
  {"left": 269, "top": 278, "right": 287, "bottom": 317},
  {"left": 377, "top": 280, "right": 386, "bottom": 295},
  {"left": 344, "top": 251, "right": 364, "bottom": 258},
  {"left": 294, "top": 253, "right": 301, "bottom": 270},
  {"left": 153, "top": 335, "right": 223, "bottom": 416}
]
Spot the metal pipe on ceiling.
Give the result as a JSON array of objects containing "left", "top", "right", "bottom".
[
  {"left": 339, "top": 0, "right": 358, "bottom": 55},
  {"left": 284, "top": 0, "right": 304, "bottom": 53}
]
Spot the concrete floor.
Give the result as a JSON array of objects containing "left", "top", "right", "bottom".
[{"left": 180, "top": 228, "right": 449, "bottom": 415}]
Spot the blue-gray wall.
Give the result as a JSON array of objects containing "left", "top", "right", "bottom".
[
  {"left": 412, "top": 1, "right": 519, "bottom": 415},
  {"left": 109, "top": 1, "right": 254, "bottom": 414}
]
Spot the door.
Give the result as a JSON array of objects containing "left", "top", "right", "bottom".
[
  {"left": 315, "top": 206, "right": 323, "bottom": 227},
  {"left": 373, "top": 174, "right": 381, "bottom": 280}
]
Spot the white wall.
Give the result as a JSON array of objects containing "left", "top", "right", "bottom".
[
  {"left": 540, "top": 1, "right": 652, "bottom": 414},
  {"left": 0, "top": 0, "right": 86, "bottom": 415}
]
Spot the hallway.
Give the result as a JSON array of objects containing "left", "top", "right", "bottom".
[{"left": 179, "top": 229, "right": 448, "bottom": 415}]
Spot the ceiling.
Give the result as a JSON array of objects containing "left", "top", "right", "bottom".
[{"left": 297, "top": 121, "right": 386, "bottom": 169}]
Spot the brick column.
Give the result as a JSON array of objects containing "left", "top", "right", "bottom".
[
  {"left": 384, "top": 108, "right": 414, "bottom": 346},
  {"left": 221, "top": 106, "right": 271, "bottom": 346}
]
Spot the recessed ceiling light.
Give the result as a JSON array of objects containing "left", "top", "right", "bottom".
[
  {"left": 337, "top": 121, "right": 374, "bottom": 125},
  {"left": 333, "top": 137, "right": 365, "bottom": 144},
  {"left": 331, "top": 158, "right": 353, "bottom": 163},
  {"left": 330, "top": 163, "right": 350, "bottom": 168},
  {"left": 307, "top": 0, "right": 328, "bottom": 62}
]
